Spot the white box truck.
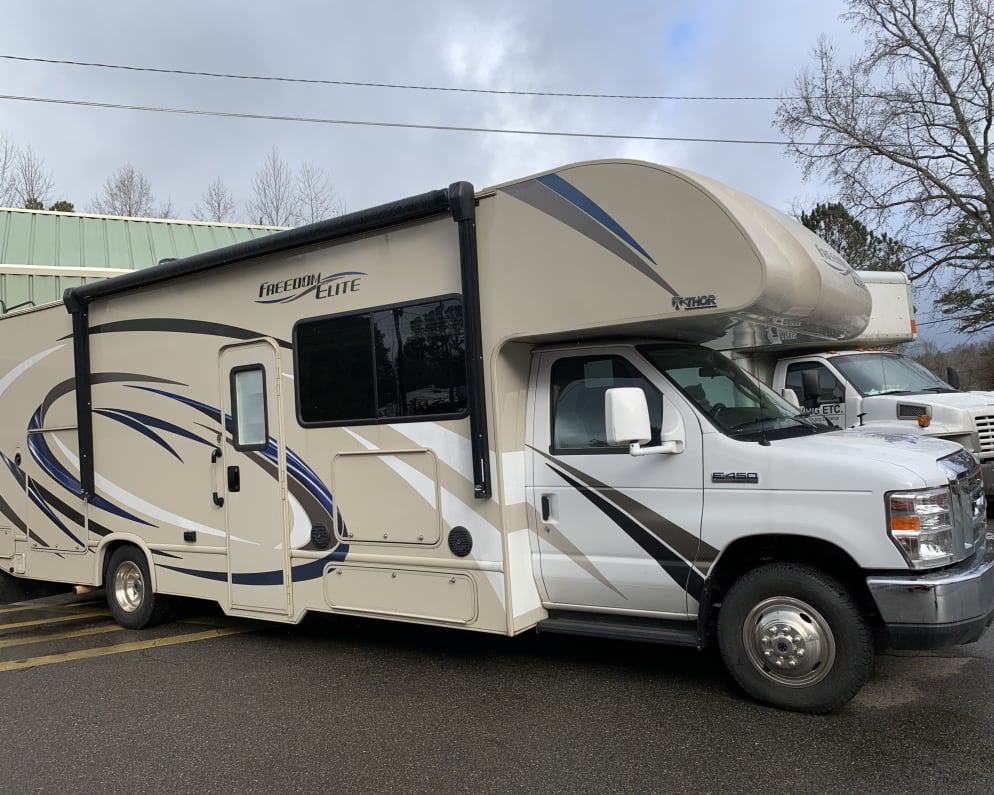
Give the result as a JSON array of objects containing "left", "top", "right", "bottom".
[
  {"left": 733, "top": 271, "right": 994, "bottom": 497},
  {"left": 0, "top": 160, "right": 991, "bottom": 713}
]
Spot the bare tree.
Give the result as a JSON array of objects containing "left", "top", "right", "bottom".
[
  {"left": 776, "top": 0, "right": 994, "bottom": 329},
  {"left": 193, "top": 177, "right": 237, "bottom": 223},
  {"left": 249, "top": 147, "right": 298, "bottom": 226},
  {"left": 0, "top": 133, "right": 17, "bottom": 207},
  {"left": 15, "top": 144, "right": 54, "bottom": 208},
  {"left": 294, "top": 161, "right": 345, "bottom": 225},
  {"left": 91, "top": 165, "right": 173, "bottom": 218}
]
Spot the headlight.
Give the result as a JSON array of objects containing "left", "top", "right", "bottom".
[{"left": 887, "top": 487, "right": 955, "bottom": 569}]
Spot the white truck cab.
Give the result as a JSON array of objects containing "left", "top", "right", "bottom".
[
  {"left": 528, "top": 340, "right": 991, "bottom": 713},
  {"left": 736, "top": 273, "right": 994, "bottom": 496}
]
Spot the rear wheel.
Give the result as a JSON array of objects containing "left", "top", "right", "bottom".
[
  {"left": 105, "top": 546, "right": 172, "bottom": 629},
  {"left": 717, "top": 562, "right": 873, "bottom": 713}
]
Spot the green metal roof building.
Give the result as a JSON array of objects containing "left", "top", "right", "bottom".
[{"left": 0, "top": 208, "right": 286, "bottom": 312}]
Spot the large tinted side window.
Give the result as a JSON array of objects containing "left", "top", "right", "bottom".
[
  {"left": 296, "top": 312, "right": 375, "bottom": 423},
  {"left": 296, "top": 297, "right": 467, "bottom": 425}
]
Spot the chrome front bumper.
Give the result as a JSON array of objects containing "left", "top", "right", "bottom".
[{"left": 866, "top": 542, "right": 994, "bottom": 649}]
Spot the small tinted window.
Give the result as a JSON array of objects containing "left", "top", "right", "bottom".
[
  {"left": 550, "top": 355, "right": 661, "bottom": 451},
  {"left": 296, "top": 298, "right": 467, "bottom": 424}
]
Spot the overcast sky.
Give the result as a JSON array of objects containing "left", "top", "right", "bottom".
[
  {"left": 5, "top": 1, "right": 960, "bottom": 342},
  {"left": 2, "top": 1, "right": 858, "bottom": 214}
]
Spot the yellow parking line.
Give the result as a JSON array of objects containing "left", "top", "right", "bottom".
[
  {"left": 0, "top": 623, "right": 125, "bottom": 649},
  {"left": 0, "top": 603, "right": 69, "bottom": 615},
  {"left": 0, "top": 609, "right": 109, "bottom": 630},
  {"left": 0, "top": 626, "right": 250, "bottom": 672}
]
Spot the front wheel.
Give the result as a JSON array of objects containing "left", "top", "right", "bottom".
[
  {"left": 717, "top": 562, "right": 873, "bottom": 713},
  {"left": 105, "top": 546, "right": 172, "bottom": 629}
]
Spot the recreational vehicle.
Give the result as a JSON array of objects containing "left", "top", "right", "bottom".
[{"left": 0, "top": 160, "right": 991, "bottom": 713}]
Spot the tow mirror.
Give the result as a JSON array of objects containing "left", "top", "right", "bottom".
[
  {"left": 946, "top": 366, "right": 961, "bottom": 390},
  {"left": 781, "top": 388, "right": 800, "bottom": 408}
]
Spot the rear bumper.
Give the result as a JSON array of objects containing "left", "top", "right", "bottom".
[{"left": 866, "top": 542, "right": 994, "bottom": 650}]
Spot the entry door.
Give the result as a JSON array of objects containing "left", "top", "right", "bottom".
[
  {"left": 528, "top": 350, "right": 705, "bottom": 618},
  {"left": 219, "top": 340, "right": 289, "bottom": 614}
]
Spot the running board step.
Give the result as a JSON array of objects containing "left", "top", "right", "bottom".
[{"left": 537, "top": 611, "right": 699, "bottom": 647}]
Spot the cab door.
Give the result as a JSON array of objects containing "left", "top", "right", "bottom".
[
  {"left": 527, "top": 348, "right": 705, "bottom": 618},
  {"left": 219, "top": 340, "right": 290, "bottom": 615}
]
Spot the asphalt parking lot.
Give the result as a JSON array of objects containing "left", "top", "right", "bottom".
[{"left": 0, "top": 589, "right": 993, "bottom": 794}]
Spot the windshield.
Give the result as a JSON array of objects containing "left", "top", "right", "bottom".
[
  {"left": 830, "top": 352, "right": 956, "bottom": 396},
  {"left": 639, "top": 344, "right": 836, "bottom": 441}
]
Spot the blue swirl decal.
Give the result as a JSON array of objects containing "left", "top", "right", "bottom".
[
  {"left": 26, "top": 408, "right": 155, "bottom": 527},
  {"left": 160, "top": 547, "right": 347, "bottom": 585}
]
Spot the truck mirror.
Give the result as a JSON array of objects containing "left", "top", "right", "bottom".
[
  {"left": 781, "top": 388, "right": 800, "bottom": 408},
  {"left": 605, "top": 387, "right": 652, "bottom": 446},
  {"left": 946, "top": 366, "right": 961, "bottom": 390}
]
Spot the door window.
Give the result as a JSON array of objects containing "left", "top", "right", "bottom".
[
  {"left": 550, "top": 355, "right": 661, "bottom": 452},
  {"left": 231, "top": 365, "right": 268, "bottom": 450}
]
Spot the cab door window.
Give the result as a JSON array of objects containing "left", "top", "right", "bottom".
[
  {"left": 784, "top": 362, "right": 842, "bottom": 409},
  {"left": 550, "top": 355, "right": 661, "bottom": 452}
]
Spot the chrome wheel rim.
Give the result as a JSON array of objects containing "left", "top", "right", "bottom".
[
  {"left": 742, "top": 596, "right": 836, "bottom": 687},
  {"left": 113, "top": 560, "right": 144, "bottom": 614}
]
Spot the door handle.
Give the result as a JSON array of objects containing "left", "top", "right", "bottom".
[
  {"left": 227, "top": 465, "right": 241, "bottom": 492},
  {"left": 541, "top": 495, "right": 552, "bottom": 521},
  {"left": 211, "top": 447, "right": 224, "bottom": 507}
]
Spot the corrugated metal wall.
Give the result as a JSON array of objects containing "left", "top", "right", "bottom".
[{"left": 0, "top": 208, "right": 287, "bottom": 314}]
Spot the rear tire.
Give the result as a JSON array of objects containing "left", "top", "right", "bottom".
[
  {"left": 105, "top": 546, "right": 172, "bottom": 629},
  {"left": 717, "top": 562, "right": 873, "bottom": 713}
]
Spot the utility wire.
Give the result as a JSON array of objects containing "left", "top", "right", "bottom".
[
  {"left": 0, "top": 93, "right": 822, "bottom": 145},
  {"left": 0, "top": 53, "right": 790, "bottom": 101}
]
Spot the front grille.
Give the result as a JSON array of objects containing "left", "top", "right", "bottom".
[
  {"left": 975, "top": 413, "right": 994, "bottom": 454},
  {"left": 942, "top": 448, "right": 987, "bottom": 556}
]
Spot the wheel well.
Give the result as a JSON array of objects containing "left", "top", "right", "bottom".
[
  {"left": 100, "top": 540, "right": 146, "bottom": 586},
  {"left": 700, "top": 535, "right": 879, "bottom": 637}
]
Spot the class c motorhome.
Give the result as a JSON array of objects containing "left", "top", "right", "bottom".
[{"left": 0, "top": 160, "right": 991, "bottom": 713}]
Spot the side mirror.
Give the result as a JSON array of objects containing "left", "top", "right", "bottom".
[
  {"left": 800, "top": 369, "right": 821, "bottom": 407},
  {"left": 781, "top": 388, "right": 800, "bottom": 408},
  {"left": 946, "top": 366, "right": 961, "bottom": 390},
  {"left": 606, "top": 387, "right": 651, "bottom": 445},
  {"left": 605, "top": 387, "right": 684, "bottom": 456}
]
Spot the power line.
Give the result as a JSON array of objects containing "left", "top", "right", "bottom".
[
  {"left": 0, "top": 54, "right": 790, "bottom": 102},
  {"left": 0, "top": 93, "right": 820, "bottom": 145}
]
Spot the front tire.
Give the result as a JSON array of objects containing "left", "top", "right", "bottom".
[
  {"left": 717, "top": 563, "right": 873, "bottom": 713},
  {"left": 106, "top": 546, "right": 171, "bottom": 629}
]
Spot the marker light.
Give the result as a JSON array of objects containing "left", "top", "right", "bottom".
[{"left": 918, "top": 414, "right": 931, "bottom": 428}]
